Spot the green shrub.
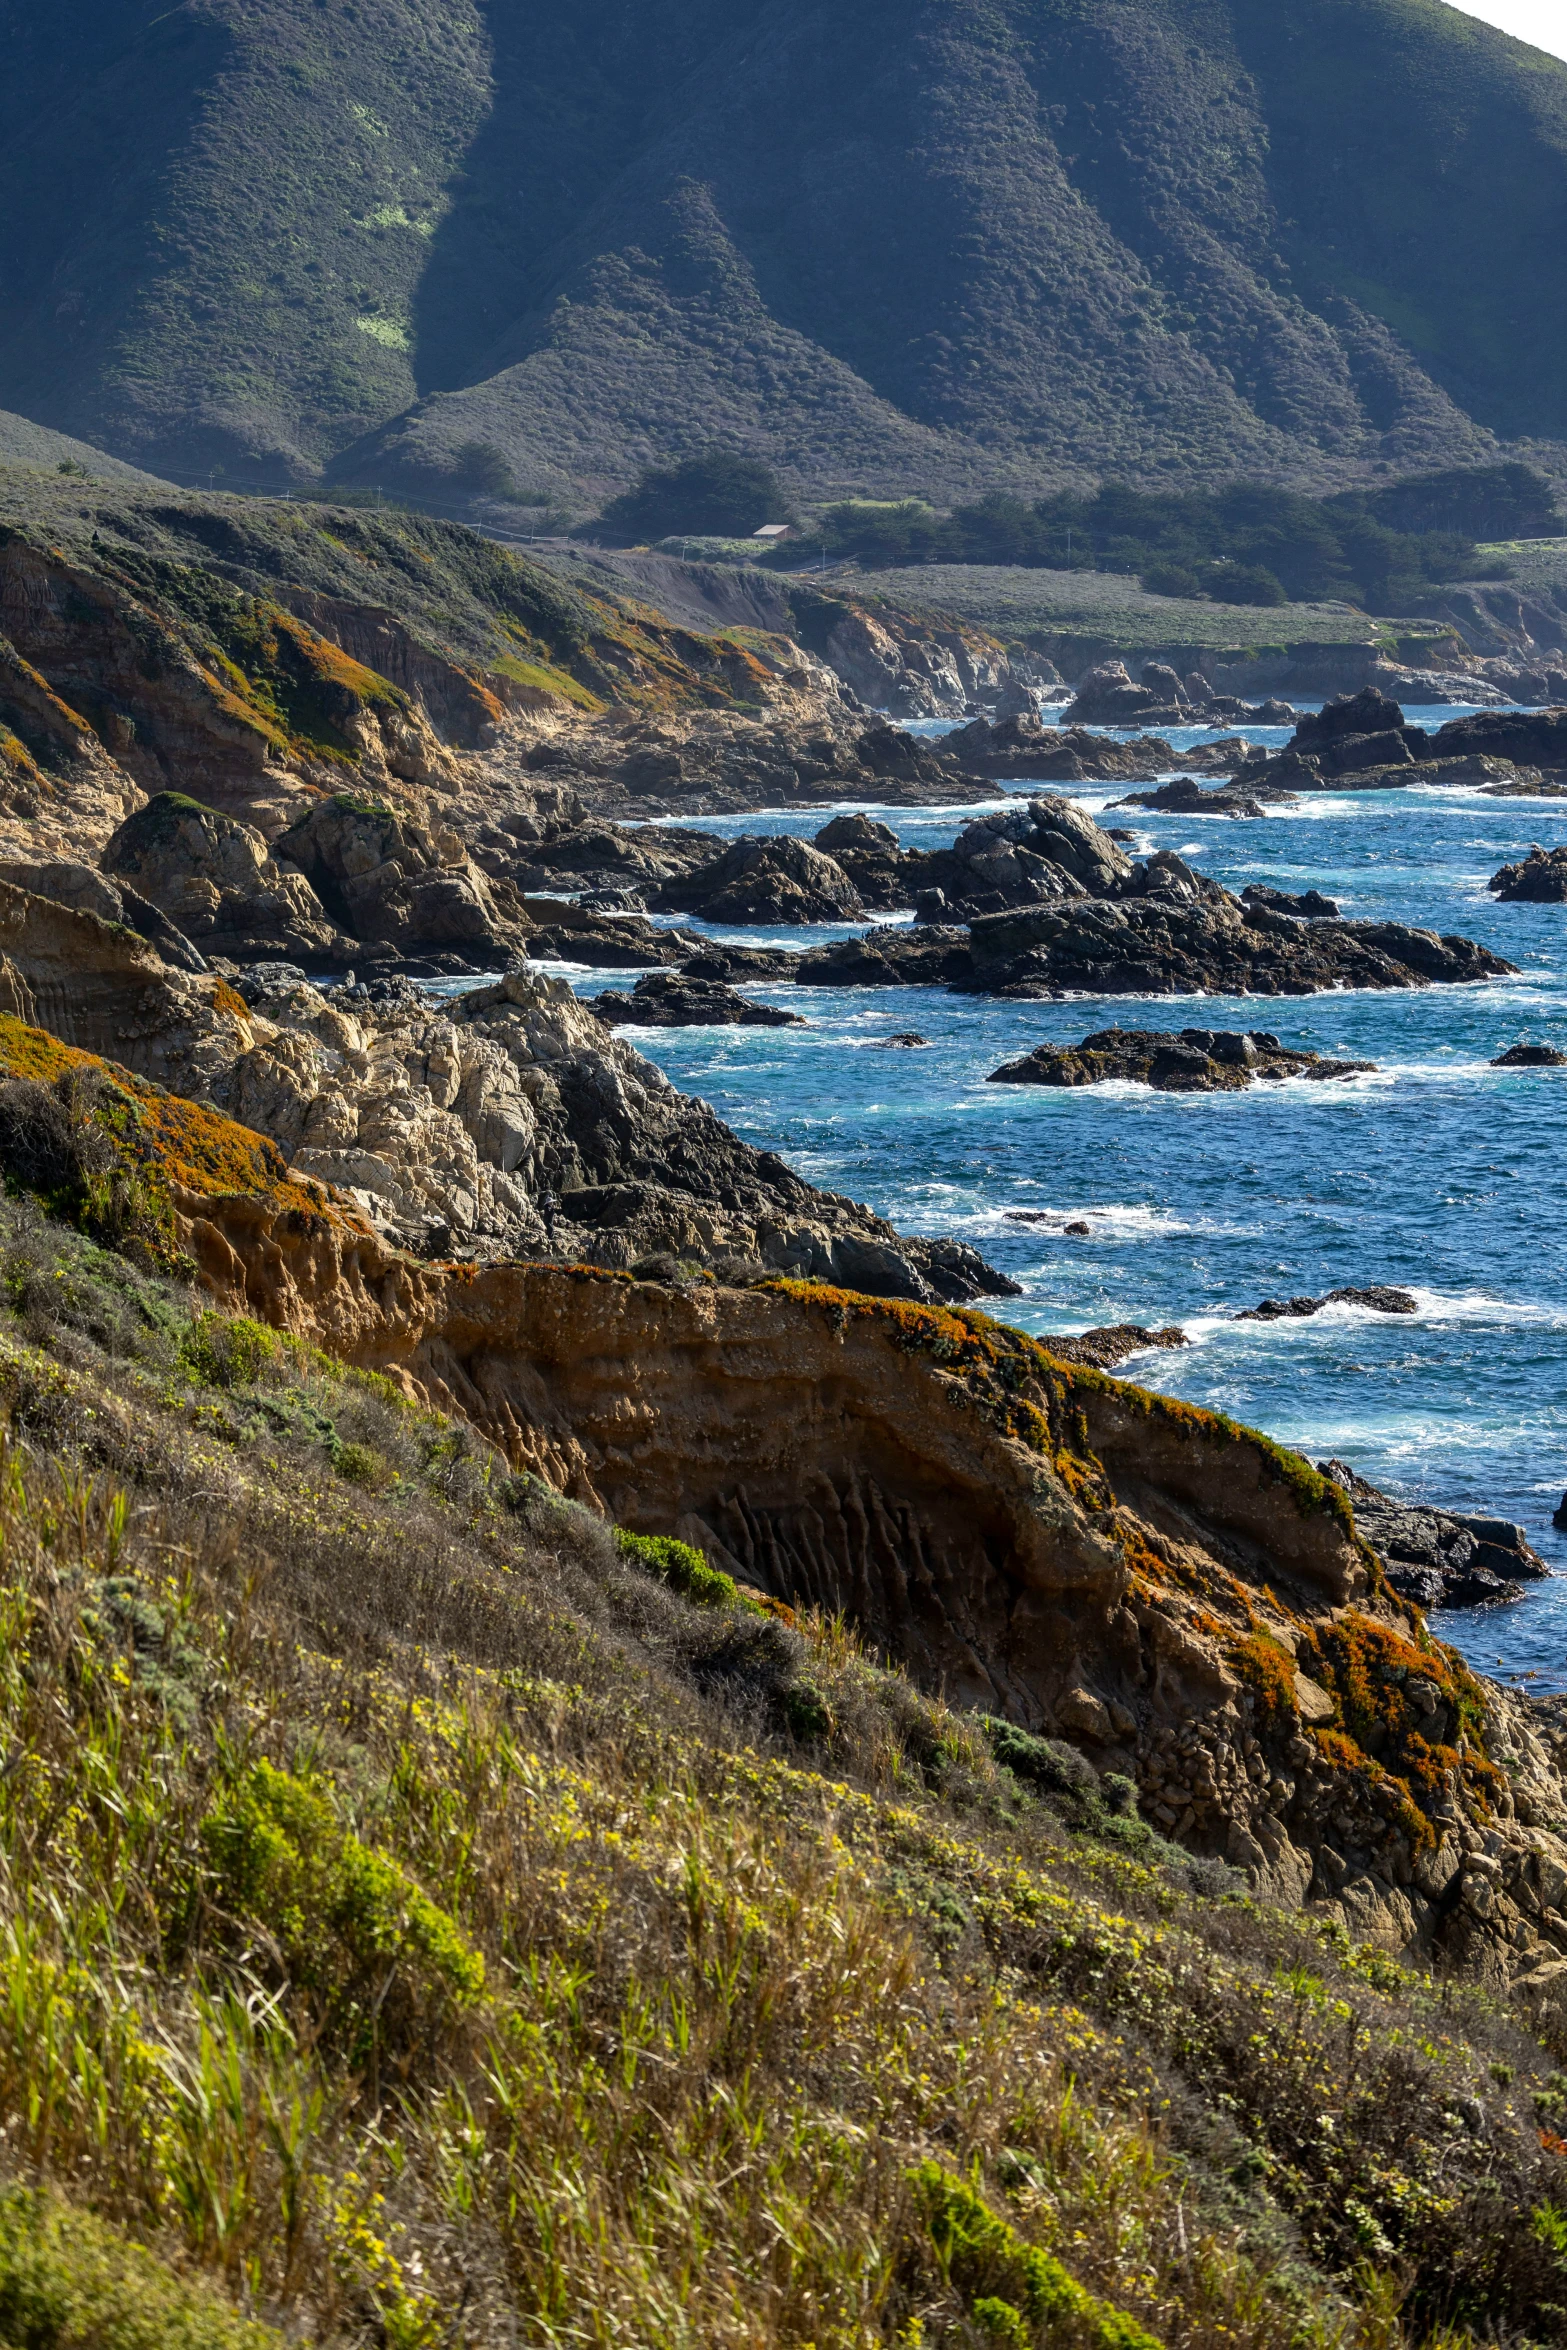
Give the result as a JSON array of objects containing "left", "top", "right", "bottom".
[
  {"left": 0, "top": 2185, "right": 273, "bottom": 2350},
  {"left": 178, "top": 1312, "right": 275, "bottom": 1390},
  {"left": 913, "top": 2164, "right": 1165, "bottom": 2350},
  {"left": 615, "top": 1528, "right": 736, "bottom": 1608},
  {"left": 198, "top": 1760, "right": 484, "bottom": 2034}
]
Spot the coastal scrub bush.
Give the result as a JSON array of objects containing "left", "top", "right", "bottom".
[
  {"left": 914, "top": 2164, "right": 1165, "bottom": 2350},
  {"left": 196, "top": 1758, "right": 484, "bottom": 2049},
  {"left": 0, "top": 2185, "right": 276, "bottom": 2350},
  {"left": 615, "top": 1526, "right": 737, "bottom": 1607},
  {"left": 593, "top": 448, "right": 791, "bottom": 542},
  {"left": 179, "top": 1310, "right": 276, "bottom": 1390}
]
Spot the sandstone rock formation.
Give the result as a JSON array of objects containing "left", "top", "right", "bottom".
[
  {"left": 987, "top": 1026, "right": 1377, "bottom": 1092},
  {"left": 273, "top": 794, "right": 518, "bottom": 957},
  {"left": 60, "top": 1115, "right": 1563, "bottom": 1984}
]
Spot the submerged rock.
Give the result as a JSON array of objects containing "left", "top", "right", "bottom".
[
  {"left": 1237, "top": 1287, "right": 1418, "bottom": 1320},
  {"left": 1320, "top": 1459, "right": 1549, "bottom": 1610},
  {"left": 1111, "top": 778, "right": 1280, "bottom": 818},
  {"left": 987, "top": 1026, "right": 1377, "bottom": 1091},
  {"left": 591, "top": 973, "right": 805, "bottom": 1029}
]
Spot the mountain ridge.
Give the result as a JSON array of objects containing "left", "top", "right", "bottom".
[{"left": 2, "top": 0, "right": 1566, "bottom": 508}]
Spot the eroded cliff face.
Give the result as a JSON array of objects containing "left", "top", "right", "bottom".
[{"left": 84, "top": 1124, "right": 1561, "bottom": 2004}]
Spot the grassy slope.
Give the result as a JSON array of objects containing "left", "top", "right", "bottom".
[
  {"left": 0, "top": 475, "right": 796, "bottom": 725},
  {"left": 833, "top": 565, "right": 1449, "bottom": 659},
  {"left": 0, "top": 1046, "right": 1556, "bottom": 2340},
  {"left": 2, "top": 2, "right": 1567, "bottom": 499}
]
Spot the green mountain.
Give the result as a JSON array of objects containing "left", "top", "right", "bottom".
[{"left": 2, "top": 0, "right": 1566, "bottom": 505}]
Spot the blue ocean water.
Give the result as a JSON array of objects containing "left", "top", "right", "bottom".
[{"left": 538, "top": 709, "right": 1567, "bottom": 1689}]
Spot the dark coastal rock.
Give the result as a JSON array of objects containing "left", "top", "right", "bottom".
[
  {"left": 1037, "top": 1323, "right": 1189, "bottom": 1370},
  {"left": 813, "top": 813, "right": 898, "bottom": 856},
  {"left": 1293, "top": 688, "right": 1409, "bottom": 749},
  {"left": 795, "top": 926, "right": 974, "bottom": 987},
  {"left": 655, "top": 834, "right": 864, "bottom": 924},
  {"left": 1111, "top": 779, "right": 1280, "bottom": 818},
  {"left": 1492, "top": 1041, "right": 1567, "bottom": 1066},
  {"left": 941, "top": 714, "right": 1179, "bottom": 783},
  {"left": 1237, "top": 1286, "right": 1418, "bottom": 1321},
  {"left": 1320, "top": 1459, "right": 1550, "bottom": 1611},
  {"left": 1488, "top": 845, "right": 1567, "bottom": 902},
  {"left": 872, "top": 1030, "right": 930, "bottom": 1047},
  {"left": 1429, "top": 706, "right": 1567, "bottom": 776},
  {"left": 1242, "top": 885, "right": 1341, "bottom": 919},
  {"left": 677, "top": 943, "right": 801, "bottom": 981},
  {"left": 592, "top": 973, "right": 805, "bottom": 1029},
  {"left": 987, "top": 1026, "right": 1377, "bottom": 1092},
  {"left": 958, "top": 893, "right": 1511, "bottom": 1000},
  {"left": 823, "top": 793, "right": 1135, "bottom": 922}
]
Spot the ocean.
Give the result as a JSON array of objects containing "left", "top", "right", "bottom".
[{"left": 538, "top": 709, "right": 1567, "bottom": 1689}]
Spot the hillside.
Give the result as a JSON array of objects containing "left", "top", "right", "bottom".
[
  {"left": 0, "top": 1020, "right": 1557, "bottom": 2342},
  {"left": 2, "top": 0, "right": 1567, "bottom": 504}
]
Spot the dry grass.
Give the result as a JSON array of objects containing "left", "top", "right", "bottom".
[{"left": 0, "top": 1195, "right": 1553, "bottom": 2346}]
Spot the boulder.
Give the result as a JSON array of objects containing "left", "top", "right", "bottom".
[
  {"left": 1064, "top": 659, "right": 1164, "bottom": 723},
  {"left": 1492, "top": 1041, "right": 1567, "bottom": 1066},
  {"left": 273, "top": 793, "right": 514, "bottom": 952},
  {"left": 1488, "top": 845, "right": 1567, "bottom": 902},
  {"left": 813, "top": 812, "right": 898, "bottom": 855},
  {"left": 655, "top": 835, "right": 864, "bottom": 924},
  {"left": 1293, "top": 688, "right": 1408, "bottom": 747},
  {"left": 591, "top": 973, "right": 805, "bottom": 1029},
  {"left": 1237, "top": 1287, "right": 1418, "bottom": 1320},
  {"left": 987, "top": 1026, "right": 1377, "bottom": 1092},
  {"left": 103, "top": 792, "right": 350, "bottom": 962}
]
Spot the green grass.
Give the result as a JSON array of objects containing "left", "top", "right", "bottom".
[{"left": 0, "top": 1188, "right": 1551, "bottom": 2341}]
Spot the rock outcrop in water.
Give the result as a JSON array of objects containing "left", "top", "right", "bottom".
[
  {"left": 794, "top": 870, "right": 1512, "bottom": 1000},
  {"left": 1493, "top": 1041, "right": 1567, "bottom": 1065},
  {"left": 1319, "top": 1460, "right": 1550, "bottom": 1610},
  {"left": 591, "top": 972, "right": 804, "bottom": 1029},
  {"left": 987, "top": 1026, "right": 1377, "bottom": 1092},
  {"left": 1488, "top": 845, "right": 1567, "bottom": 902},
  {"left": 1237, "top": 1287, "right": 1418, "bottom": 1320}
]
